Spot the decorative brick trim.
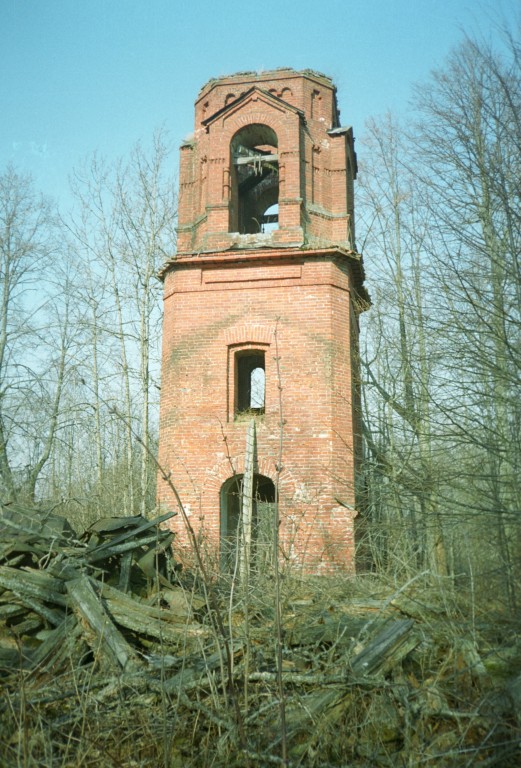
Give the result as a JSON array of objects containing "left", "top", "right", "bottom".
[
  {"left": 223, "top": 323, "right": 274, "bottom": 346},
  {"left": 222, "top": 109, "right": 287, "bottom": 142},
  {"left": 202, "top": 454, "right": 296, "bottom": 500}
]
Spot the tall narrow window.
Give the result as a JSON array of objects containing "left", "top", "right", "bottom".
[
  {"left": 312, "top": 146, "right": 320, "bottom": 204},
  {"left": 236, "top": 351, "right": 265, "bottom": 414},
  {"left": 311, "top": 89, "right": 322, "bottom": 119}
]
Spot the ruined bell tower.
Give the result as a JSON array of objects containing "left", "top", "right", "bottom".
[{"left": 158, "top": 69, "right": 368, "bottom": 573}]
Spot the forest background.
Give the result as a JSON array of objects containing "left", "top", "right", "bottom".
[{"left": 1, "top": 0, "right": 520, "bottom": 611}]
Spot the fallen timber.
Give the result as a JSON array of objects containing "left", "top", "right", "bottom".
[{"left": 1, "top": 502, "right": 520, "bottom": 767}]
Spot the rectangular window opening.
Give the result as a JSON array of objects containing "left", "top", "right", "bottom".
[{"left": 236, "top": 350, "right": 265, "bottom": 416}]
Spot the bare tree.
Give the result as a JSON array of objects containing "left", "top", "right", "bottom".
[
  {"left": 357, "top": 115, "right": 448, "bottom": 576},
  {"left": 412, "top": 31, "right": 521, "bottom": 606},
  {"left": 66, "top": 130, "right": 177, "bottom": 517},
  {"left": 358, "top": 27, "right": 521, "bottom": 606},
  {"left": 0, "top": 166, "right": 74, "bottom": 503}
]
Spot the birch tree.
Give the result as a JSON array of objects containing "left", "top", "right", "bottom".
[
  {"left": 0, "top": 166, "right": 74, "bottom": 503},
  {"left": 357, "top": 115, "right": 447, "bottom": 576},
  {"left": 358, "top": 28, "right": 521, "bottom": 605},
  {"left": 67, "top": 130, "right": 176, "bottom": 516},
  {"left": 412, "top": 31, "right": 521, "bottom": 605}
]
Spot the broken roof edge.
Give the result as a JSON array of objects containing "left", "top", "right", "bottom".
[
  {"left": 328, "top": 125, "right": 353, "bottom": 136},
  {"left": 197, "top": 68, "right": 336, "bottom": 101}
]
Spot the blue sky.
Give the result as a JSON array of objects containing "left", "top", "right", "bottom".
[{"left": 1, "top": 0, "right": 518, "bottom": 206}]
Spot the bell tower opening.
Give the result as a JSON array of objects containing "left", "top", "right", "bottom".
[{"left": 230, "top": 124, "right": 279, "bottom": 234}]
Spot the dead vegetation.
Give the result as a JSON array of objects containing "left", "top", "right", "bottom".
[{"left": 1, "top": 502, "right": 520, "bottom": 767}]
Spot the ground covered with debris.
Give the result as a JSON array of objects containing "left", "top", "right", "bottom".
[{"left": 1, "top": 503, "right": 520, "bottom": 767}]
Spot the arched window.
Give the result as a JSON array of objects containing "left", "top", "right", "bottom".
[
  {"left": 280, "top": 87, "right": 293, "bottom": 105},
  {"left": 220, "top": 473, "right": 276, "bottom": 571},
  {"left": 261, "top": 203, "right": 279, "bottom": 233},
  {"left": 229, "top": 124, "right": 279, "bottom": 234},
  {"left": 236, "top": 350, "right": 265, "bottom": 415}
]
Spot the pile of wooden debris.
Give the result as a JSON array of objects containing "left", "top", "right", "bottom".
[{"left": 1, "top": 502, "right": 520, "bottom": 766}]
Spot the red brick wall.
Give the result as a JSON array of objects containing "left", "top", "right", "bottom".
[
  {"left": 158, "top": 70, "right": 367, "bottom": 574},
  {"left": 158, "top": 248, "right": 361, "bottom": 573}
]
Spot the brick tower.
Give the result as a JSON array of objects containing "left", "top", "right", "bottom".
[{"left": 158, "top": 69, "right": 368, "bottom": 573}]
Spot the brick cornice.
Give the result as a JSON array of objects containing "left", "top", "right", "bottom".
[{"left": 158, "top": 246, "right": 369, "bottom": 305}]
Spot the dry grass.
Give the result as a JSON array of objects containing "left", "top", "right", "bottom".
[{"left": 1, "top": 504, "right": 520, "bottom": 767}]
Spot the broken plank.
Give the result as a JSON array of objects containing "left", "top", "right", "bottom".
[
  {"left": 162, "top": 643, "right": 245, "bottom": 694},
  {"left": 11, "top": 594, "right": 64, "bottom": 627},
  {"left": 0, "top": 602, "right": 27, "bottom": 619},
  {"left": 98, "top": 582, "right": 208, "bottom": 643},
  {"left": 234, "top": 153, "right": 278, "bottom": 165},
  {"left": 66, "top": 575, "right": 138, "bottom": 671},
  {"left": 84, "top": 532, "right": 170, "bottom": 563},
  {"left": 86, "top": 510, "right": 176, "bottom": 557},
  {"left": 350, "top": 619, "right": 417, "bottom": 676},
  {"left": 32, "top": 614, "right": 82, "bottom": 670},
  {"left": 135, "top": 535, "right": 175, "bottom": 582},
  {"left": 9, "top": 615, "right": 42, "bottom": 635},
  {"left": 118, "top": 551, "right": 133, "bottom": 592},
  {"left": 0, "top": 565, "right": 67, "bottom": 606}
]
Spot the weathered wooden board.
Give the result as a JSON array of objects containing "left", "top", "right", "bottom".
[
  {"left": 350, "top": 619, "right": 417, "bottom": 676},
  {"left": 0, "top": 565, "right": 67, "bottom": 606},
  {"left": 98, "top": 581, "right": 209, "bottom": 643},
  {"left": 66, "top": 575, "right": 138, "bottom": 670}
]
